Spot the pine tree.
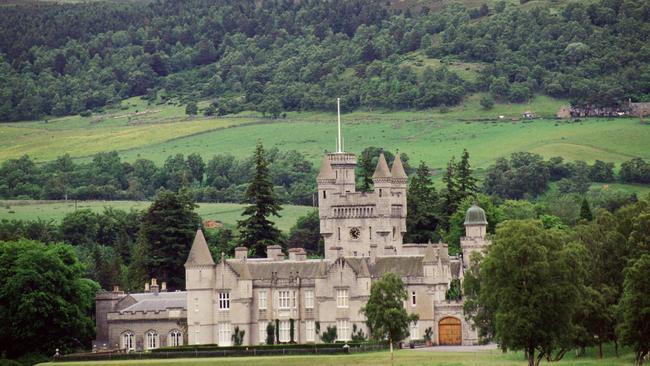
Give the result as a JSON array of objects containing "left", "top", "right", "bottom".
[
  {"left": 580, "top": 198, "right": 593, "bottom": 221},
  {"left": 404, "top": 161, "right": 439, "bottom": 243},
  {"left": 357, "top": 149, "right": 374, "bottom": 192},
  {"left": 130, "top": 190, "right": 200, "bottom": 290},
  {"left": 441, "top": 156, "right": 459, "bottom": 229},
  {"left": 456, "top": 149, "right": 478, "bottom": 199},
  {"left": 237, "top": 141, "right": 282, "bottom": 257}
]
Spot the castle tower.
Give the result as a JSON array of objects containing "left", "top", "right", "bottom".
[
  {"left": 460, "top": 204, "right": 489, "bottom": 268},
  {"left": 185, "top": 229, "right": 216, "bottom": 345}
]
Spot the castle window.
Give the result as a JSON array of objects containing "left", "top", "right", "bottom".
[
  {"left": 392, "top": 227, "right": 396, "bottom": 240},
  {"left": 218, "top": 323, "right": 232, "bottom": 346},
  {"left": 306, "top": 320, "right": 315, "bottom": 342},
  {"left": 338, "top": 227, "right": 341, "bottom": 241},
  {"left": 379, "top": 189, "right": 382, "bottom": 197},
  {"left": 122, "top": 332, "right": 134, "bottom": 351},
  {"left": 169, "top": 330, "right": 183, "bottom": 347},
  {"left": 279, "top": 320, "right": 290, "bottom": 343},
  {"left": 259, "top": 321, "right": 266, "bottom": 344},
  {"left": 336, "top": 289, "right": 349, "bottom": 308},
  {"left": 304, "top": 290, "right": 314, "bottom": 309},
  {"left": 259, "top": 290, "right": 267, "bottom": 310},
  {"left": 337, "top": 320, "right": 350, "bottom": 341},
  {"left": 369, "top": 226, "right": 372, "bottom": 240},
  {"left": 410, "top": 321, "right": 419, "bottom": 340},
  {"left": 323, "top": 190, "right": 326, "bottom": 199},
  {"left": 278, "top": 290, "right": 291, "bottom": 309},
  {"left": 218, "top": 292, "right": 230, "bottom": 310},
  {"left": 411, "top": 291, "right": 417, "bottom": 306},
  {"left": 146, "top": 330, "right": 159, "bottom": 350}
]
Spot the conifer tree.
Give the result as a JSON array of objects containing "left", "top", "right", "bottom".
[
  {"left": 580, "top": 198, "right": 593, "bottom": 221},
  {"left": 456, "top": 149, "right": 478, "bottom": 199},
  {"left": 405, "top": 161, "right": 439, "bottom": 242},
  {"left": 237, "top": 141, "right": 282, "bottom": 257},
  {"left": 441, "top": 157, "right": 459, "bottom": 229},
  {"left": 357, "top": 149, "right": 374, "bottom": 192}
]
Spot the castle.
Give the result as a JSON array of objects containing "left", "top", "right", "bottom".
[{"left": 94, "top": 114, "right": 491, "bottom": 351}]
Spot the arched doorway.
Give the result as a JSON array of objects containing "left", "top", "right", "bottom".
[{"left": 438, "top": 317, "right": 462, "bottom": 345}]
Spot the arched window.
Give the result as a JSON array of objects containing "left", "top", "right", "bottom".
[
  {"left": 169, "top": 329, "right": 183, "bottom": 347},
  {"left": 146, "top": 330, "right": 159, "bottom": 350},
  {"left": 122, "top": 332, "right": 134, "bottom": 352}
]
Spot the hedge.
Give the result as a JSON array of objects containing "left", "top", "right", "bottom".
[
  {"left": 54, "top": 343, "right": 388, "bottom": 362},
  {"left": 152, "top": 341, "right": 386, "bottom": 353}
]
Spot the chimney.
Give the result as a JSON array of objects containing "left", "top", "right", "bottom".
[
  {"left": 144, "top": 282, "right": 150, "bottom": 292},
  {"left": 235, "top": 247, "right": 248, "bottom": 260},
  {"left": 288, "top": 248, "right": 307, "bottom": 261},
  {"left": 161, "top": 282, "right": 167, "bottom": 292},
  {"left": 267, "top": 245, "right": 283, "bottom": 261},
  {"left": 112, "top": 285, "right": 121, "bottom": 293},
  {"left": 150, "top": 278, "right": 159, "bottom": 295}
]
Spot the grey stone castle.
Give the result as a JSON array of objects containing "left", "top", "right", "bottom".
[{"left": 94, "top": 140, "right": 491, "bottom": 351}]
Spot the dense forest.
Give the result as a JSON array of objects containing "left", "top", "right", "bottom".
[{"left": 1, "top": 0, "right": 648, "bottom": 121}]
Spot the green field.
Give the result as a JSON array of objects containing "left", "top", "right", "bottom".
[
  {"left": 0, "top": 200, "right": 313, "bottom": 232},
  {"left": 39, "top": 348, "right": 634, "bottom": 366}
]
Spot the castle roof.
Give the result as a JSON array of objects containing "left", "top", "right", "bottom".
[
  {"left": 317, "top": 155, "right": 336, "bottom": 180},
  {"left": 227, "top": 259, "right": 327, "bottom": 280},
  {"left": 464, "top": 204, "right": 488, "bottom": 225},
  {"left": 185, "top": 229, "right": 215, "bottom": 267},
  {"left": 390, "top": 153, "right": 408, "bottom": 179},
  {"left": 121, "top": 291, "right": 187, "bottom": 312},
  {"left": 372, "top": 152, "right": 392, "bottom": 179}
]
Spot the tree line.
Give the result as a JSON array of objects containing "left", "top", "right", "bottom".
[
  {"left": 1, "top": 0, "right": 648, "bottom": 121},
  {"left": 0, "top": 149, "right": 316, "bottom": 205}
]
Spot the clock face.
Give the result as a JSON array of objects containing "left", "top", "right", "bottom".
[{"left": 350, "top": 227, "right": 360, "bottom": 239}]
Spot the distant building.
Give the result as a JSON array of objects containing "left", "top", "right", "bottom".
[{"left": 95, "top": 113, "right": 492, "bottom": 350}]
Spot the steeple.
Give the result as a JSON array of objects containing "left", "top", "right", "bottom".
[
  {"left": 185, "top": 229, "right": 215, "bottom": 267},
  {"left": 390, "top": 153, "right": 408, "bottom": 180},
  {"left": 317, "top": 155, "right": 336, "bottom": 181},
  {"left": 372, "top": 152, "right": 392, "bottom": 179}
]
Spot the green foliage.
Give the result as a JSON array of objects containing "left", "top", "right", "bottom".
[
  {"left": 287, "top": 210, "right": 321, "bottom": 256},
  {"left": 129, "top": 190, "right": 200, "bottom": 290},
  {"left": 620, "top": 158, "right": 650, "bottom": 184},
  {"left": 266, "top": 322, "right": 275, "bottom": 345},
  {"left": 237, "top": 142, "right": 283, "bottom": 257},
  {"left": 500, "top": 200, "right": 537, "bottom": 221},
  {"left": 618, "top": 254, "right": 650, "bottom": 365},
  {"left": 404, "top": 161, "right": 439, "bottom": 243},
  {"left": 0, "top": 239, "right": 100, "bottom": 358},
  {"left": 483, "top": 152, "right": 550, "bottom": 199},
  {"left": 445, "top": 279, "right": 462, "bottom": 301},
  {"left": 423, "top": 327, "right": 433, "bottom": 342},
  {"left": 231, "top": 326, "right": 245, "bottom": 346},
  {"left": 580, "top": 198, "right": 593, "bottom": 221},
  {"left": 363, "top": 273, "right": 419, "bottom": 345},
  {"left": 351, "top": 324, "right": 367, "bottom": 342},
  {"left": 467, "top": 220, "right": 589, "bottom": 365},
  {"left": 185, "top": 102, "right": 198, "bottom": 116},
  {"left": 320, "top": 326, "right": 337, "bottom": 344},
  {"left": 480, "top": 95, "right": 495, "bottom": 110}
]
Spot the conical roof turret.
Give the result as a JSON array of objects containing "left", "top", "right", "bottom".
[
  {"left": 317, "top": 155, "right": 336, "bottom": 181},
  {"left": 464, "top": 204, "right": 488, "bottom": 225},
  {"left": 185, "top": 229, "right": 215, "bottom": 266},
  {"left": 372, "top": 152, "right": 392, "bottom": 179},
  {"left": 391, "top": 153, "right": 408, "bottom": 180}
]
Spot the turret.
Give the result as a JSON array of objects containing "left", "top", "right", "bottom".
[
  {"left": 372, "top": 152, "right": 392, "bottom": 198},
  {"left": 460, "top": 204, "right": 490, "bottom": 268},
  {"left": 185, "top": 229, "right": 215, "bottom": 345},
  {"left": 317, "top": 155, "right": 337, "bottom": 201}
]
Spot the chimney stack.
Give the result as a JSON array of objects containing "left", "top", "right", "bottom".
[
  {"left": 150, "top": 278, "right": 159, "bottom": 295},
  {"left": 267, "top": 245, "right": 283, "bottom": 261},
  {"left": 161, "top": 282, "right": 167, "bottom": 292},
  {"left": 288, "top": 247, "right": 307, "bottom": 261},
  {"left": 235, "top": 247, "right": 248, "bottom": 260},
  {"left": 144, "top": 282, "right": 150, "bottom": 292}
]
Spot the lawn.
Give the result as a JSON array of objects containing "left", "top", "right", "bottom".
[
  {"left": 39, "top": 348, "right": 635, "bottom": 366},
  {"left": 0, "top": 200, "right": 313, "bottom": 232}
]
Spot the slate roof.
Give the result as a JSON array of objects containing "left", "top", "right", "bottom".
[
  {"left": 390, "top": 153, "right": 408, "bottom": 179},
  {"left": 121, "top": 291, "right": 187, "bottom": 312},
  {"left": 185, "top": 229, "right": 215, "bottom": 266},
  {"left": 317, "top": 155, "right": 336, "bottom": 180},
  {"left": 227, "top": 259, "right": 329, "bottom": 280},
  {"left": 371, "top": 256, "right": 424, "bottom": 277},
  {"left": 372, "top": 153, "right": 392, "bottom": 179}
]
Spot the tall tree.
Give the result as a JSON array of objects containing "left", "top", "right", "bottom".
[
  {"left": 0, "top": 239, "right": 99, "bottom": 358},
  {"left": 464, "top": 220, "right": 588, "bottom": 366},
  {"left": 362, "top": 272, "right": 418, "bottom": 361},
  {"left": 456, "top": 149, "right": 478, "bottom": 199},
  {"left": 441, "top": 156, "right": 459, "bottom": 229},
  {"left": 237, "top": 142, "right": 282, "bottom": 257},
  {"left": 287, "top": 210, "right": 322, "bottom": 255},
  {"left": 357, "top": 149, "right": 375, "bottom": 192},
  {"left": 618, "top": 254, "right": 650, "bottom": 365},
  {"left": 404, "top": 161, "right": 439, "bottom": 243},
  {"left": 130, "top": 190, "right": 200, "bottom": 290}
]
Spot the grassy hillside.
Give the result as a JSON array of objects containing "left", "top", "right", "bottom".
[
  {"left": 3, "top": 94, "right": 649, "bottom": 175},
  {"left": 0, "top": 200, "right": 313, "bottom": 232}
]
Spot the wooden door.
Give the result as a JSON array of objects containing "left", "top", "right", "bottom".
[{"left": 438, "top": 317, "right": 462, "bottom": 345}]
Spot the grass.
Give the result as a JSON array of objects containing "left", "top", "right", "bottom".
[
  {"left": 38, "top": 348, "right": 635, "bottom": 366},
  {"left": 0, "top": 200, "right": 313, "bottom": 232}
]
